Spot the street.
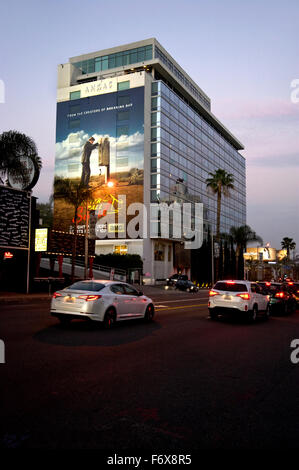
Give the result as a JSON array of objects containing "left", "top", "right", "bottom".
[{"left": 1, "top": 291, "right": 299, "bottom": 449}]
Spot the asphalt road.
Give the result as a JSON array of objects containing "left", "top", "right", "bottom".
[{"left": 1, "top": 291, "right": 299, "bottom": 450}]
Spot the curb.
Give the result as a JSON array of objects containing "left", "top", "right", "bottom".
[{"left": 0, "top": 296, "right": 51, "bottom": 305}]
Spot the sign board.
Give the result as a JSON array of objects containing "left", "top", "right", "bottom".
[
  {"left": 35, "top": 228, "right": 48, "bottom": 252},
  {"left": 7, "top": 155, "right": 40, "bottom": 191}
]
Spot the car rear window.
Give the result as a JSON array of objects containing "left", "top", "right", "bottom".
[
  {"left": 68, "top": 281, "right": 105, "bottom": 291},
  {"left": 214, "top": 282, "right": 248, "bottom": 292}
]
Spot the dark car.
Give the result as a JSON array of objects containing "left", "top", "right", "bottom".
[
  {"left": 284, "top": 282, "right": 299, "bottom": 307},
  {"left": 269, "top": 284, "right": 297, "bottom": 315},
  {"left": 166, "top": 274, "right": 188, "bottom": 286},
  {"left": 257, "top": 281, "right": 282, "bottom": 295},
  {"left": 175, "top": 279, "right": 199, "bottom": 292}
]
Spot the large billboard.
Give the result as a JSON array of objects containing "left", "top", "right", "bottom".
[
  {"left": 0, "top": 186, "right": 30, "bottom": 249},
  {"left": 54, "top": 83, "right": 144, "bottom": 239}
]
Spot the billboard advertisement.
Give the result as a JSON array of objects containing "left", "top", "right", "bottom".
[
  {"left": 0, "top": 186, "right": 30, "bottom": 249},
  {"left": 54, "top": 84, "right": 144, "bottom": 239}
]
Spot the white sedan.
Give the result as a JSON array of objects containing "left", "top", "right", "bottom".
[{"left": 50, "top": 280, "right": 155, "bottom": 328}]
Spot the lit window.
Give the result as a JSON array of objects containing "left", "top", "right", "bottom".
[{"left": 114, "top": 245, "right": 128, "bottom": 255}]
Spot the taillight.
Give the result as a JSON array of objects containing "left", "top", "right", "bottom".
[
  {"left": 237, "top": 293, "right": 250, "bottom": 300},
  {"left": 52, "top": 292, "right": 62, "bottom": 299},
  {"left": 78, "top": 295, "right": 102, "bottom": 302},
  {"left": 265, "top": 282, "right": 271, "bottom": 286},
  {"left": 275, "top": 292, "right": 285, "bottom": 298},
  {"left": 209, "top": 290, "right": 219, "bottom": 297}
]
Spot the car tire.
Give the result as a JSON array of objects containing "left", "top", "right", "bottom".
[
  {"left": 103, "top": 308, "right": 116, "bottom": 329},
  {"left": 249, "top": 305, "right": 258, "bottom": 322},
  {"left": 144, "top": 304, "right": 155, "bottom": 322},
  {"left": 209, "top": 310, "right": 218, "bottom": 320},
  {"left": 264, "top": 304, "right": 270, "bottom": 320}
]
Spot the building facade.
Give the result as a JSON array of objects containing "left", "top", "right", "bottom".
[{"left": 55, "top": 38, "right": 246, "bottom": 283}]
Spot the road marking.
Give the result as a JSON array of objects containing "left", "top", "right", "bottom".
[
  {"left": 154, "top": 297, "right": 208, "bottom": 304},
  {"left": 156, "top": 303, "right": 207, "bottom": 311}
]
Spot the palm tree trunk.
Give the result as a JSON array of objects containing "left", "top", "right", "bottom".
[
  {"left": 216, "top": 192, "right": 221, "bottom": 241},
  {"left": 236, "top": 245, "right": 240, "bottom": 279}
]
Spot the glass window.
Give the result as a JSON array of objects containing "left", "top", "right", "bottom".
[
  {"left": 151, "top": 174, "right": 157, "bottom": 188},
  {"left": 145, "top": 45, "right": 153, "bottom": 60},
  {"left": 102, "top": 56, "right": 108, "bottom": 70},
  {"left": 108, "top": 54, "right": 115, "bottom": 68},
  {"left": 69, "top": 104, "right": 80, "bottom": 114},
  {"left": 114, "top": 245, "right": 128, "bottom": 255},
  {"left": 70, "top": 90, "right": 81, "bottom": 100},
  {"left": 129, "top": 49, "right": 138, "bottom": 63},
  {"left": 110, "top": 284, "right": 125, "bottom": 295},
  {"left": 151, "top": 158, "right": 159, "bottom": 172},
  {"left": 95, "top": 58, "right": 102, "bottom": 72},
  {"left": 68, "top": 119, "right": 80, "bottom": 129},
  {"left": 117, "top": 95, "right": 130, "bottom": 106},
  {"left": 151, "top": 143, "right": 157, "bottom": 156},
  {"left": 115, "top": 53, "right": 123, "bottom": 67},
  {"left": 118, "top": 81, "right": 130, "bottom": 91},
  {"left": 117, "top": 111, "right": 130, "bottom": 121},
  {"left": 69, "top": 281, "right": 105, "bottom": 291},
  {"left": 116, "top": 125, "right": 129, "bottom": 137},
  {"left": 123, "top": 284, "right": 139, "bottom": 295},
  {"left": 151, "top": 82, "right": 159, "bottom": 95},
  {"left": 154, "top": 243, "right": 164, "bottom": 261},
  {"left": 151, "top": 128, "right": 157, "bottom": 141}
]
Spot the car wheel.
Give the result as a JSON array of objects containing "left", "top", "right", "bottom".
[
  {"left": 250, "top": 305, "right": 258, "bottom": 322},
  {"left": 144, "top": 304, "right": 155, "bottom": 322},
  {"left": 264, "top": 304, "right": 270, "bottom": 320},
  {"left": 209, "top": 310, "right": 218, "bottom": 320},
  {"left": 103, "top": 308, "right": 116, "bottom": 329}
]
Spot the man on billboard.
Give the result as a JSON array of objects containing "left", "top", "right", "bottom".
[{"left": 81, "top": 137, "right": 98, "bottom": 186}]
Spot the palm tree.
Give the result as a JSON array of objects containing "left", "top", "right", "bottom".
[
  {"left": 230, "top": 225, "right": 263, "bottom": 278},
  {"left": 54, "top": 178, "right": 93, "bottom": 282},
  {"left": 206, "top": 169, "right": 234, "bottom": 241},
  {"left": 0, "top": 130, "right": 42, "bottom": 187},
  {"left": 281, "top": 237, "right": 296, "bottom": 260}
]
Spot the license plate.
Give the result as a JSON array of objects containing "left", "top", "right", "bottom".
[
  {"left": 223, "top": 295, "right": 232, "bottom": 300},
  {"left": 65, "top": 296, "right": 75, "bottom": 303}
]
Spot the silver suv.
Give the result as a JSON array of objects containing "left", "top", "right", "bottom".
[{"left": 208, "top": 280, "right": 270, "bottom": 322}]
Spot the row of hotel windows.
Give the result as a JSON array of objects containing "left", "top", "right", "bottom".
[
  {"left": 152, "top": 81, "right": 245, "bottom": 167},
  {"left": 73, "top": 45, "right": 153, "bottom": 75},
  {"left": 154, "top": 47, "right": 210, "bottom": 110}
]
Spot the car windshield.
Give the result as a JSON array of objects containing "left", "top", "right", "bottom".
[
  {"left": 67, "top": 281, "right": 105, "bottom": 292},
  {"left": 214, "top": 282, "right": 248, "bottom": 292}
]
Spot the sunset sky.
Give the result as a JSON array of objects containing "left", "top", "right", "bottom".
[{"left": 0, "top": 0, "right": 298, "bottom": 248}]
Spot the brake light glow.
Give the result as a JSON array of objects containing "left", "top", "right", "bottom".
[
  {"left": 275, "top": 292, "right": 285, "bottom": 298},
  {"left": 265, "top": 282, "right": 271, "bottom": 286},
  {"left": 52, "top": 292, "right": 62, "bottom": 299},
  {"left": 226, "top": 281, "right": 235, "bottom": 284},
  {"left": 237, "top": 293, "right": 250, "bottom": 300},
  {"left": 288, "top": 282, "right": 294, "bottom": 286},
  {"left": 78, "top": 295, "right": 102, "bottom": 302},
  {"left": 209, "top": 290, "right": 219, "bottom": 297}
]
